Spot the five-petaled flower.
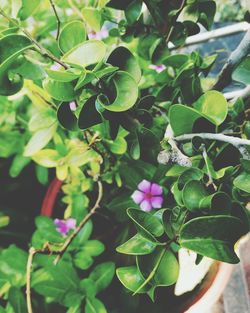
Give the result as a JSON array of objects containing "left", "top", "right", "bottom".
[
  {"left": 131, "top": 180, "right": 163, "bottom": 212},
  {"left": 54, "top": 218, "right": 76, "bottom": 237}
]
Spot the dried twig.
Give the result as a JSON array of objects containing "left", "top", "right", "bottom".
[
  {"left": 175, "top": 133, "right": 250, "bottom": 160},
  {"left": 212, "top": 28, "right": 250, "bottom": 91}
]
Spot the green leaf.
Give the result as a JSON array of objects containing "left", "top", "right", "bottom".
[
  {"left": 233, "top": 56, "right": 250, "bottom": 84},
  {"left": 81, "top": 240, "right": 105, "bottom": 256},
  {"left": 125, "top": 0, "right": 142, "bottom": 24},
  {"left": 32, "top": 149, "right": 60, "bottom": 167},
  {"left": 0, "top": 34, "right": 33, "bottom": 96},
  {"left": 8, "top": 287, "right": 28, "bottom": 313},
  {"left": 137, "top": 247, "right": 179, "bottom": 290},
  {"left": 106, "top": 137, "right": 127, "bottom": 155},
  {"left": 179, "top": 215, "right": 247, "bottom": 263},
  {"left": 9, "top": 154, "right": 31, "bottom": 177},
  {"left": 78, "top": 96, "right": 103, "bottom": 130},
  {"left": 89, "top": 262, "right": 115, "bottom": 293},
  {"left": 43, "top": 79, "right": 76, "bottom": 101},
  {"left": 46, "top": 68, "right": 81, "bottom": 82},
  {"left": 163, "top": 207, "right": 187, "bottom": 239},
  {"left": 116, "top": 234, "right": 158, "bottom": 255},
  {"left": 169, "top": 91, "right": 228, "bottom": 135},
  {"left": 62, "top": 40, "right": 106, "bottom": 68},
  {"left": 107, "top": 0, "right": 135, "bottom": 10},
  {"left": 57, "top": 102, "right": 78, "bottom": 131},
  {"left": 58, "top": 21, "right": 87, "bottom": 53},
  {"left": 85, "top": 298, "right": 107, "bottom": 313},
  {"left": 182, "top": 180, "right": 208, "bottom": 212},
  {"left": 193, "top": 91, "right": 228, "bottom": 125},
  {"left": 177, "top": 168, "right": 203, "bottom": 189},
  {"left": 199, "top": 192, "right": 232, "bottom": 215},
  {"left": 74, "top": 252, "right": 94, "bottom": 270},
  {"left": 233, "top": 172, "right": 250, "bottom": 193},
  {"left": 98, "top": 71, "right": 138, "bottom": 112},
  {"left": 82, "top": 8, "right": 103, "bottom": 32},
  {"left": 116, "top": 266, "right": 150, "bottom": 293},
  {"left": 127, "top": 208, "right": 164, "bottom": 242},
  {"left": 24, "top": 123, "right": 57, "bottom": 156},
  {"left": 0, "top": 245, "right": 28, "bottom": 287},
  {"left": 107, "top": 46, "right": 141, "bottom": 83},
  {"left": 18, "top": 0, "right": 40, "bottom": 20},
  {"left": 0, "top": 215, "right": 9, "bottom": 228},
  {"left": 13, "top": 58, "right": 46, "bottom": 80}
]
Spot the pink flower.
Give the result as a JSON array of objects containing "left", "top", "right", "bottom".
[
  {"left": 149, "top": 64, "right": 166, "bottom": 73},
  {"left": 88, "top": 27, "right": 109, "bottom": 40},
  {"left": 131, "top": 180, "right": 163, "bottom": 212},
  {"left": 54, "top": 218, "right": 76, "bottom": 236}
]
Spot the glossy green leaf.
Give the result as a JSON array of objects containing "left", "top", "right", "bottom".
[
  {"left": 82, "top": 8, "right": 103, "bottom": 32},
  {"left": 199, "top": 192, "right": 232, "bottom": 214},
  {"left": 137, "top": 247, "right": 179, "bottom": 289},
  {"left": 116, "top": 234, "right": 158, "bottom": 255},
  {"left": 0, "top": 34, "right": 33, "bottom": 96},
  {"left": 107, "top": 46, "right": 141, "bottom": 83},
  {"left": 233, "top": 172, "right": 250, "bottom": 193},
  {"left": 193, "top": 91, "right": 228, "bottom": 125},
  {"left": 125, "top": 0, "right": 142, "bottom": 24},
  {"left": 127, "top": 208, "right": 164, "bottom": 242},
  {"left": 57, "top": 102, "right": 78, "bottom": 131},
  {"left": 177, "top": 168, "right": 203, "bottom": 189},
  {"left": 233, "top": 56, "right": 250, "bottom": 84},
  {"left": 85, "top": 298, "right": 107, "bottom": 313},
  {"left": 89, "top": 262, "right": 115, "bottom": 293},
  {"left": 78, "top": 96, "right": 103, "bottom": 129},
  {"left": 106, "top": 137, "right": 127, "bottom": 155},
  {"left": 170, "top": 91, "right": 228, "bottom": 135},
  {"left": 98, "top": 71, "right": 138, "bottom": 112},
  {"left": 180, "top": 215, "right": 247, "bottom": 263},
  {"left": 74, "top": 252, "right": 93, "bottom": 270},
  {"left": 58, "top": 21, "right": 87, "bottom": 53},
  {"left": 182, "top": 180, "right": 208, "bottom": 212},
  {"left": 46, "top": 68, "right": 81, "bottom": 82},
  {"left": 62, "top": 40, "right": 106, "bottom": 68},
  {"left": 116, "top": 266, "right": 150, "bottom": 293},
  {"left": 43, "top": 79, "right": 76, "bottom": 101}
]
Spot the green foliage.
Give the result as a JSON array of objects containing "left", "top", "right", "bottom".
[{"left": 0, "top": 0, "right": 249, "bottom": 312}]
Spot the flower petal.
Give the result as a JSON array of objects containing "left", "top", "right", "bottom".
[
  {"left": 151, "top": 183, "right": 163, "bottom": 196},
  {"left": 65, "top": 218, "right": 76, "bottom": 229},
  {"left": 151, "top": 196, "right": 163, "bottom": 209},
  {"left": 140, "top": 200, "right": 152, "bottom": 212},
  {"left": 131, "top": 190, "right": 145, "bottom": 204},
  {"left": 138, "top": 180, "right": 151, "bottom": 193}
]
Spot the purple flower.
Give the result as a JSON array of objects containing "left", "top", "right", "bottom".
[
  {"left": 131, "top": 180, "right": 163, "bottom": 212},
  {"left": 149, "top": 64, "right": 166, "bottom": 73},
  {"left": 54, "top": 218, "right": 76, "bottom": 237}
]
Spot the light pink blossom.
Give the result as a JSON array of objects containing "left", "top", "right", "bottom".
[
  {"left": 54, "top": 218, "right": 76, "bottom": 236},
  {"left": 88, "top": 27, "right": 109, "bottom": 40},
  {"left": 149, "top": 64, "right": 166, "bottom": 73},
  {"left": 131, "top": 180, "right": 163, "bottom": 212}
]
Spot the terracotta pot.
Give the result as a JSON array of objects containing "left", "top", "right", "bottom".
[{"left": 179, "top": 262, "right": 234, "bottom": 313}]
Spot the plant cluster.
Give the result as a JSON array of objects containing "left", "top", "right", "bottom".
[{"left": 0, "top": 1, "right": 249, "bottom": 313}]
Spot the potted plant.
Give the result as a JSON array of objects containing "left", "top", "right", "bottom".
[{"left": 0, "top": 1, "right": 249, "bottom": 312}]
